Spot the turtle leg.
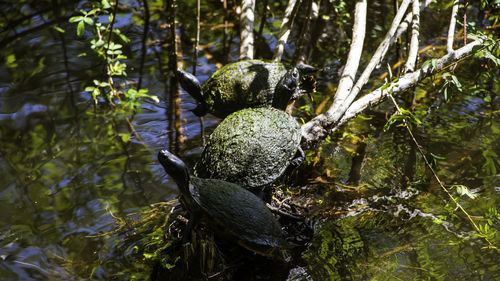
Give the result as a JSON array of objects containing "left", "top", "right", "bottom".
[
  {"left": 184, "top": 211, "right": 201, "bottom": 242},
  {"left": 289, "top": 147, "right": 305, "bottom": 170}
]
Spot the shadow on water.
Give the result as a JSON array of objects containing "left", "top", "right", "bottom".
[{"left": 0, "top": 0, "right": 499, "bottom": 280}]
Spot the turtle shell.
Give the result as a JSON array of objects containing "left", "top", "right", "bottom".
[
  {"left": 195, "top": 107, "right": 302, "bottom": 188},
  {"left": 189, "top": 177, "right": 287, "bottom": 255},
  {"left": 202, "top": 60, "right": 289, "bottom": 117}
]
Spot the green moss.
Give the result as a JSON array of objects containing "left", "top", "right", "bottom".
[
  {"left": 201, "top": 60, "right": 292, "bottom": 117},
  {"left": 195, "top": 107, "right": 301, "bottom": 188}
]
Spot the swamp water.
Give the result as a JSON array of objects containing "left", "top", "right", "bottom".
[{"left": 0, "top": 1, "right": 499, "bottom": 280}]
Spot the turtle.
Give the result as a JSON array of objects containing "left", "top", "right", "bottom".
[
  {"left": 175, "top": 59, "right": 316, "bottom": 118},
  {"left": 158, "top": 149, "right": 288, "bottom": 257},
  {"left": 194, "top": 107, "right": 304, "bottom": 188}
]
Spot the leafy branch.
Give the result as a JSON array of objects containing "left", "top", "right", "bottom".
[{"left": 69, "top": 0, "right": 158, "bottom": 107}]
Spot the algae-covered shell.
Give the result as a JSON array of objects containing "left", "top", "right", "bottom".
[
  {"left": 190, "top": 177, "right": 287, "bottom": 255},
  {"left": 176, "top": 59, "right": 314, "bottom": 118},
  {"left": 158, "top": 150, "right": 287, "bottom": 257},
  {"left": 195, "top": 107, "right": 303, "bottom": 188},
  {"left": 201, "top": 60, "right": 288, "bottom": 117}
]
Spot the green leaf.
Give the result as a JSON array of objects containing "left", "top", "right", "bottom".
[
  {"left": 102, "top": 0, "right": 112, "bottom": 9},
  {"left": 92, "top": 88, "right": 100, "bottom": 104},
  {"left": 380, "top": 83, "right": 390, "bottom": 91},
  {"left": 69, "top": 16, "right": 83, "bottom": 23},
  {"left": 83, "top": 17, "right": 94, "bottom": 25},
  {"left": 29, "top": 57, "right": 45, "bottom": 78},
  {"left": 87, "top": 8, "right": 99, "bottom": 16},
  {"left": 148, "top": 95, "right": 160, "bottom": 103},
  {"left": 5, "top": 54, "right": 18, "bottom": 68},
  {"left": 454, "top": 185, "right": 478, "bottom": 199},
  {"left": 164, "top": 256, "right": 180, "bottom": 269},
  {"left": 119, "top": 133, "right": 131, "bottom": 143},
  {"left": 358, "top": 114, "right": 373, "bottom": 120},
  {"left": 77, "top": 21, "right": 85, "bottom": 37},
  {"left": 108, "top": 43, "right": 122, "bottom": 50},
  {"left": 95, "top": 39, "right": 105, "bottom": 47},
  {"left": 432, "top": 59, "right": 438, "bottom": 69},
  {"left": 450, "top": 75, "right": 462, "bottom": 91},
  {"left": 481, "top": 49, "right": 500, "bottom": 65},
  {"left": 53, "top": 26, "right": 65, "bottom": 33},
  {"left": 421, "top": 59, "right": 432, "bottom": 69},
  {"left": 430, "top": 153, "right": 446, "bottom": 160}
]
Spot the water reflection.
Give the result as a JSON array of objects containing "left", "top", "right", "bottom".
[{"left": 0, "top": 1, "right": 499, "bottom": 280}]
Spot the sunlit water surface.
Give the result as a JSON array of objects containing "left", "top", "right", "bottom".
[{"left": 0, "top": 2, "right": 499, "bottom": 280}]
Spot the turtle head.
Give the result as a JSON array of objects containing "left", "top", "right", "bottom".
[
  {"left": 158, "top": 150, "right": 190, "bottom": 195},
  {"left": 272, "top": 67, "right": 299, "bottom": 110},
  {"left": 175, "top": 69, "right": 204, "bottom": 103}
]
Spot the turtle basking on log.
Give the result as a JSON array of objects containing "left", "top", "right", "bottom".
[
  {"left": 194, "top": 107, "right": 304, "bottom": 188},
  {"left": 176, "top": 59, "right": 316, "bottom": 118},
  {"left": 158, "top": 149, "right": 288, "bottom": 257}
]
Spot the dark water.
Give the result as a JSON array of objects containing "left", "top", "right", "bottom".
[{"left": 1, "top": 1, "right": 499, "bottom": 280}]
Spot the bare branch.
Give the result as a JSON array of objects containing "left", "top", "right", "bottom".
[
  {"left": 395, "top": 0, "right": 432, "bottom": 40},
  {"left": 447, "top": 0, "right": 460, "bottom": 53},
  {"left": 346, "top": 0, "right": 410, "bottom": 105},
  {"left": 332, "top": 0, "right": 366, "bottom": 109},
  {"left": 240, "top": 0, "right": 255, "bottom": 60},
  {"left": 404, "top": 0, "right": 420, "bottom": 73},
  {"left": 302, "top": 0, "right": 411, "bottom": 146},
  {"left": 337, "top": 40, "right": 483, "bottom": 130},
  {"left": 273, "top": 0, "right": 300, "bottom": 61},
  {"left": 293, "top": 0, "right": 314, "bottom": 64},
  {"left": 193, "top": 0, "right": 200, "bottom": 74},
  {"left": 301, "top": 0, "right": 366, "bottom": 136}
]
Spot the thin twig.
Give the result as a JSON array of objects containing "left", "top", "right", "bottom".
[
  {"left": 257, "top": 0, "right": 268, "bottom": 37},
  {"left": 343, "top": 0, "right": 410, "bottom": 114},
  {"left": 463, "top": 1, "right": 469, "bottom": 46},
  {"left": 193, "top": 0, "right": 204, "bottom": 144},
  {"left": 104, "top": 0, "right": 120, "bottom": 101},
  {"left": 386, "top": 93, "right": 494, "bottom": 248},
  {"left": 137, "top": 0, "right": 150, "bottom": 90},
  {"left": 193, "top": 0, "right": 200, "bottom": 75},
  {"left": 293, "top": 0, "right": 313, "bottom": 64}
]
